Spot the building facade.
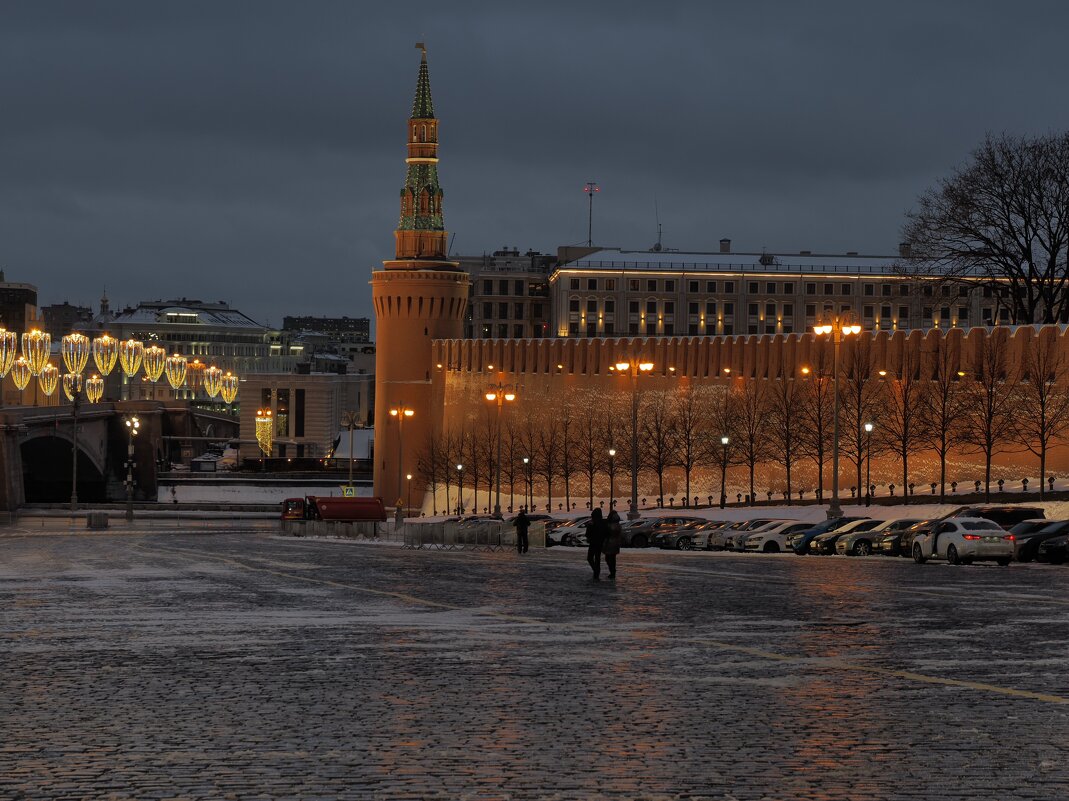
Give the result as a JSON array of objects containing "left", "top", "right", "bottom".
[
  {"left": 456, "top": 248, "right": 555, "bottom": 339},
  {"left": 0, "top": 272, "right": 38, "bottom": 335},
  {"left": 40, "top": 301, "right": 94, "bottom": 341},
  {"left": 551, "top": 245, "right": 1007, "bottom": 339},
  {"left": 282, "top": 315, "right": 370, "bottom": 342}
]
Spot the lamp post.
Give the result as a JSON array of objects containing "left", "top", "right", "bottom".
[
  {"left": 406, "top": 473, "right": 413, "bottom": 517},
  {"left": 615, "top": 358, "right": 654, "bottom": 519},
  {"left": 522, "top": 456, "right": 530, "bottom": 510},
  {"left": 719, "top": 435, "right": 730, "bottom": 509},
  {"left": 864, "top": 422, "right": 874, "bottom": 508},
  {"left": 341, "top": 410, "right": 361, "bottom": 488},
  {"left": 608, "top": 447, "right": 617, "bottom": 507},
  {"left": 456, "top": 463, "right": 464, "bottom": 514},
  {"left": 124, "top": 415, "right": 140, "bottom": 521},
  {"left": 485, "top": 384, "right": 517, "bottom": 518},
  {"left": 812, "top": 315, "right": 862, "bottom": 519},
  {"left": 389, "top": 405, "right": 415, "bottom": 523}
]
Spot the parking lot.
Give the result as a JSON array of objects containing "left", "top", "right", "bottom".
[{"left": 2, "top": 526, "right": 1068, "bottom": 800}]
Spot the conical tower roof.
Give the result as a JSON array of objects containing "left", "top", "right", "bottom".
[{"left": 411, "top": 47, "right": 434, "bottom": 119}]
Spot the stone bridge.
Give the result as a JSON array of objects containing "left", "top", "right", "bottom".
[{"left": 0, "top": 400, "right": 239, "bottom": 514}]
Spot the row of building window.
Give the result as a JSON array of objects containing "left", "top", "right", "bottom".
[
  {"left": 564, "top": 276, "right": 1018, "bottom": 299},
  {"left": 480, "top": 279, "right": 549, "bottom": 297},
  {"left": 477, "top": 302, "right": 545, "bottom": 320}
]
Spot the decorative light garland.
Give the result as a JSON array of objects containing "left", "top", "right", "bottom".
[
  {"left": 61, "top": 333, "right": 91, "bottom": 375},
  {"left": 203, "top": 365, "right": 223, "bottom": 398},
  {"left": 186, "top": 359, "right": 206, "bottom": 394},
  {"left": 119, "top": 339, "right": 144, "bottom": 378},
  {"left": 11, "top": 357, "right": 31, "bottom": 390},
  {"left": 21, "top": 329, "right": 50, "bottom": 376},
  {"left": 220, "top": 372, "right": 239, "bottom": 405},
  {"left": 62, "top": 373, "right": 83, "bottom": 402},
  {"left": 38, "top": 363, "right": 59, "bottom": 396},
  {"left": 143, "top": 345, "right": 166, "bottom": 382},
  {"left": 92, "top": 334, "right": 119, "bottom": 376},
  {"left": 255, "top": 408, "right": 274, "bottom": 456},
  {"left": 164, "top": 353, "right": 188, "bottom": 389},
  {"left": 0, "top": 329, "right": 17, "bottom": 377},
  {"left": 85, "top": 374, "right": 104, "bottom": 403}
]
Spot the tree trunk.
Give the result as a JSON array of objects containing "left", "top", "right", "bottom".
[
  {"left": 984, "top": 454, "right": 992, "bottom": 502},
  {"left": 939, "top": 443, "right": 947, "bottom": 504},
  {"left": 902, "top": 450, "right": 909, "bottom": 506},
  {"left": 749, "top": 462, "right": 755, "bottom": 506},
  {"left": 1040, "top": 448, "right": 1047, "bottom": 500}
]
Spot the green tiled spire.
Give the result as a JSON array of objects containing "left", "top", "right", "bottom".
[{"left": 411, "top": 45, "right": 434, "bottom": 119}]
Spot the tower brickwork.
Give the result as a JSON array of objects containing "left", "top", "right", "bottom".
[{"left": 372, "top": 47, "right": 469, "bottom": 510}]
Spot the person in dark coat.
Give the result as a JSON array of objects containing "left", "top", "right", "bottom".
[
  {"left": 585, "top": 508, "right": 608, "bottom": 580},
  {"left": 514, "top": 508, "right": 530, "bottom": 554},
  {"left": 603, "top": 508, "right": 623, "bottom": 578}
]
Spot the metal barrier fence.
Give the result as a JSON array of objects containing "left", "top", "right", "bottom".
[
  {"left": 403, "top": 521, "right": 506, "bottom": 550},
  {"left": 281, "top": 519, "right": 397, "bottom": 541}
]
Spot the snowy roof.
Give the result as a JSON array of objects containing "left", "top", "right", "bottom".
[
  {"left": 559, "top": 248, "right": 911, "bottom": 277},
  {"left": 110, "top": 300, "right": 265, "bottom": 330}
]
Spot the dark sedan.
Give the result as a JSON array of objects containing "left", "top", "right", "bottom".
[
  {"left": 1015, "top": 520, "right": 1069, "bottom": 562},
  {"left": 1037, "top": 534, "right": 1069, "bottom": 564},
  {"left": 875, "top": 519, "right": 931, "bottom": 557},
  {"left": 790, "top": 517, "right": 867, "bottom": 555}
]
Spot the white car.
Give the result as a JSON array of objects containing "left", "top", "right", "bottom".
[
  {"left": 549, "top": 516, "right": 590, "bottom": 546},
  {"left": 911, "top": 517, "right": 1014, "bottom": 565},
  {"left": 744, "top": 521, "right": 811, "bottom": 553}
]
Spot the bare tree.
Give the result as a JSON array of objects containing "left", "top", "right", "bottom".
[
  {"left": 558, "top": 403, "right": 578, "bottom": 513},
  {"left": 703, "top": 385, "right": 739, "bottom": 508},
  {"left": 640, "top": 390, "right": 678, "bottom": 505},
  {"left": 502, "top": 418, "right": 521, "bottom": 513},
  {"left": 1015, "top": 330, "right": 1069, "bottom": 497},
  {"left": 673, "top": 385, "right": 704, "bottom": 506},
  {"left": 535, "top": 416, "right": 561, "bottom": 512},
  {"left": 902, "top": 132, "right": 1069, "bottom": 324},
  {"left": 839, "top": 336, "right": 881, "bottom": 501},
  {"left": 921, "top": 335, "right": 969, "bottom": 502},
  {"left": 878, "top": 345, "right": 927, "bottom": 505},
  {"left": 960, "top": 331, "right": 1020, "bottom": 500},
  {"left": 415, "top": 432, "right": 445, "bottom": 516},
  {"left": 730, "top": 380, "right": 772, "bottom": 505},
  {"left": 798, "top": 345, "right": 835, "bottom": 503},
  {"left": 766, "top": 374, "right": 804, "bottom": 504},
  {"left": 576, "top": 399, "right": 601, "bottom": 510}
]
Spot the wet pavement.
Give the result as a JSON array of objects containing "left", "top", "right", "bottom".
[{"left": 2, "top": 528, "right": 1068, "bottom": 800}]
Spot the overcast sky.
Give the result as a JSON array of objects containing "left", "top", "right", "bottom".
[{"left": 3, "top": 1, "right": 1068, "bottom": 327}]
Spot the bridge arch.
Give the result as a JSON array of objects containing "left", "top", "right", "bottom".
[{"left": 20, "top": 436, "right": 107, "bottom": 504}]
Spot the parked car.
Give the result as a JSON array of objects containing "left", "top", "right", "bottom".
[
  {"left": 724, "top": 519, "right": 796, "bottom": 550},
  {"left": 648, "top": 516, "right": 706, "bottom": 549},
  {"left": 1013, "top": 520, "right": 1069, "bottom": 562},
  {"left": 950, "top": 506, "right": 1045, "bottom": 529},
  {"left": 653, "top": 519, "right": 706, "bottom": 550},
  {"left": 619, "top": 518, "right": 658, "bottom": 548},
  {"left": 1037, "top": 533, "right": 1069, "bottom": 564},
  {"left": 711, "top": 518, "right": 785, "bottom": 550},
  {"left": 911, "top": 517, "right": 1014, "bottom": 565},
  {"left": 809, "top": 518, "right": 883, "bottom": 555},
  {"left": 548, "top": 516, "right": 590, "bottom": 546},
  {"left": 689, "top": 521, "right": 730, "bottom": 550},
  {"left": 744, "top": 521, "right": 812, "bottom": 553},
  {"left": 837, "top": 518, "right": 922, "bottom": 556},
  {"left": 790, "top": 517, "right": 868, "bottom": 555},
  {"left": 875, "top": 519, "right": 932, "bottom": 557}
]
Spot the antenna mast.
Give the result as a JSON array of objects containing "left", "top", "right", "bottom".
[{"left": 583, "top": 181, "right": 600, "bottom": 247}]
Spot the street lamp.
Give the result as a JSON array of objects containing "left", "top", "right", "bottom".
[
  {"left": 456, "top": 463, "right": 464, "bottom": 514},
  {"left": 389, "top": 405, "right": 415, "bottom": 523},
  {"left": 485, "top": 384, "right": 517, "bottom": 517},
  {"left": 124, "top": 415, "right": 141, "bottom": 521},
  {"left": 341, "top": 410, "right": 362, "bottom": 488},
  {"left": 864, "top": 422, "right": 874, "bottom": 507},
  {"left": 522, "top": 456, "right": 530, "bottom": 510},
  {"left": 719, "top": 435, "right": 730, "bottom": 509},
  {"left": 608, "top": 447, "right": 617, "bottom": 507},
  {"left": 406, "top": 473, "right": 413, "bottom": 517},
  {"left": 812, "top": 314, "right": 862, "bottom": 519},
  {"left": 615, "top": 358, "right": 654, "bottom": 519}
]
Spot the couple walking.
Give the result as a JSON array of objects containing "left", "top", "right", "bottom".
[{"left": 585, "top": 508, "right": 622, "bottom": 580}]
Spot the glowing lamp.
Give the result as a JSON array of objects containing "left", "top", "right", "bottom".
[
  {"left": 11, "top": 357, "right": 31, "bottom": 390},
  {"left": 0, "top": 329, "right": 15, "bottom": 377},
  {"left": 186, "top": 359, "right": 206, "bottom": 393},
  {"left": 615, "top": 361, "right": 630, "bottom": 372},
  {"left": 38, "top": 363, "right": 59, "bottom": 396},
  {"left": 21, "top": 329, "right": 50, "bottom": 376},
  {"left": 92, "top": 334, "right": 119, "bottom": 376},
  {"left": 164, "top": 354, "right": 188, "bottom": 389},
  {"left": 63, "top": 373, "right": 83, "bottom": 401},
  {"left": 204, "top": 365, "right": 224, "bottom": 398},
  {"left": 119, "top": 339, "right": 144, "bottom": 378},
  {"left": 61, "top": 333, "right": 91, "bottom": 375},
  {"left": 255, "top": 408, "right": 274, "bottom": 456},
  {"left": 848, "top": 324, "right": 862, "bottom": 335},
  {"left": 143, "top": 345, "right": 166, "bottom": 382},
  {"left": 220, "top": 372, "right": 239, "bottom": 404},
  {"left": 801, "top": 367, "right": 810, "bottom": 375},
  {"left": 504, "top": 393, "right": 516, "bottom": 402},
  {"left": 85, "top": 374, "right": 104, "bottom": 403},
  {"left": 404, "top": 409, "right": 414, "bottom": 417},
  {"left": 485, "top": 392, "right": 497, "bottom": 401},
  {"left": 878, "top": 370, "right": 887, "bottom": 377}
]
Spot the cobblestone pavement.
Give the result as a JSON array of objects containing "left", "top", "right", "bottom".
[{"left": 2, "top": 528, "right": 1068, "bottom": 800}]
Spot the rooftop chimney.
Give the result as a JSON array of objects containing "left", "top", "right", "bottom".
[
  {"left": 899, "top": 242, "right": 913, "bottom": 258},
  {"left": 719, "top": 238, "right": 731, "bottom": 254}
]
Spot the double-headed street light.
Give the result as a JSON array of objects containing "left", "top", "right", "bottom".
[
  {"left": 456, "top": 463, "right": 464, "bottom": 514},
  {"left": 719, "top": 435, "right": 730, "bottom": 509},
  {"left": 812, "top": 314, "right": 862, "bottom": 519},
  {"left": 124, "top": 415, "right": 141, "bottom": 521},
  {"left": 615, "top": 358, "right": 654, "bottom": 519},
  {"left": 389, "top": 405, "right": 415, "bottom": 523},
  {"left": 485, "top": 384, "right": 517, "bottom": 518},
  {"left": 522, "top": 456, "right": 531, "bottom": 510}
]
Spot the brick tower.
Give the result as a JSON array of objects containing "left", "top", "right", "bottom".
[{"left": 371, "top": 46, "right": 469, "bottom": 514}]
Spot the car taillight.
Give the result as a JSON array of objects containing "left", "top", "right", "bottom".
[
  {"left": 1003, "top": 534, "right": 1015, "bottom": 541},
  {"left": 962, "top": 534, "right": 981, "bottom": 540}
]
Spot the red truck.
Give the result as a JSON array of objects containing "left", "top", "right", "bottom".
[{"left": 282, "top": 496, "right": 387, "bottom": 522}]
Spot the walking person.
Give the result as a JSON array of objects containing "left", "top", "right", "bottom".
[
  {"left": 604, "top": 508, "right": 623, "bottom": 579},
  {"left": 514, "top": 508, "right": 530, "bottom": 554},
  {"left": 585, "top": 508, "right": 608, "bottom": 580}
]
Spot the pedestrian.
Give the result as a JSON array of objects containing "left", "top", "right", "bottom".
[
  {"left": 514, "top": 508, "right": 530, "bottom": 554},
  {"left": 585, "top": 508, "right": 608, "bottom": 580},
  {"left": 604, "top": 508, "right": 623, "bottom": 579}
]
